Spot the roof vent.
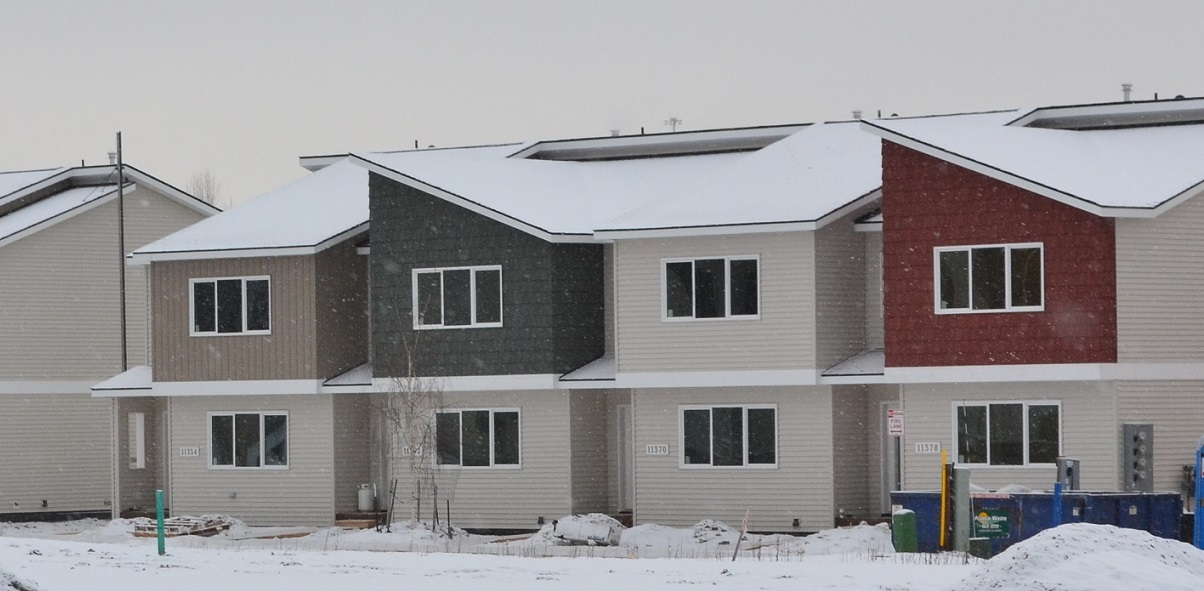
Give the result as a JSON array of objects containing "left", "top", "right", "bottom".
[
  {"left": 108, "top": 152, "right": 117, "bottom": 165},
  {"left": 1122, "top": 83, "right": 1133, "bottom": 102},
  {"left": 852, "top": 110, "right": 863, "bottom": 120},
  {"left": 611, "top": 129, "right": 620, "bottom": 137}
]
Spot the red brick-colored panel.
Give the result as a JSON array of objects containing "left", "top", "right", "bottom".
[{"left": 882, "top": 143, "right": 1117, "bottom": 367}]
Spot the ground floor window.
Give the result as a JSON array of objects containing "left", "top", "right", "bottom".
[
  {"left": 955, "top": 401, "right": 1059, "bottom": 466},
  {"left": 209, "top": 412, "right": 289, "bottom": 468},
  {"left": 681, "top": 405, "right": 776, "bottom": 467},
  {"left": 436, "top": 409, "right": 520, "bottom": 467}
]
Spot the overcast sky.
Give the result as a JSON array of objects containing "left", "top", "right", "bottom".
[{"left": 2, "top": 1, "right": 1201, "bottom": 207}]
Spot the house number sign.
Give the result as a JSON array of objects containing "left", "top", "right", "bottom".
[
  {"left": 645, "top": 444, "right": 670, "bottom": 455},
  {"left": 179, "top": 447, "right": 200, "bottom": 457}
]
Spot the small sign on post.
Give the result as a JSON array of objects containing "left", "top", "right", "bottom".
[
  {"left": 888, "top": 409, "right": 904, "bottom": 436},
  {"left": 972, "top": 509, "right": 1010, "bottom": 539}
]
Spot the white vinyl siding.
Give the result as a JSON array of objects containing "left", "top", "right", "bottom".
[
  {"left": 1116, "top": 381, "right": 1204, "bottom": 494},
  {"left": 614, "top": 232, "right": 815, "bottom": 373},
  {"left": 0, "top": 188, "right": 205, "bottom": 379},
  {"left": 1115, "top": 195, "right": 1204, "bottom": 361},
  {"left": 864, "top": 232, "right": 884, "bottom": 350},
  {"left": 389, "top": 390, "right": 571, "bottom": 530},
  {"left": 569, "top": 390, "right": 611, "bottom": 515},
  {"left": 831, "top": 386, "right": 874, "bottom": 518},
  {"left": 899, "top": 382, "right": 1116, "bottom": 492},
  {"left": 816, "top": 217, "right": 868, "bottom": 369},
  {"left": 633, "top": 386, "right": 834, "bottom": 532},
  {"left": 170, "top": 395, "right": 335, "bottom": 526},
  {"left": 0, "top": 392, "right": 113, "bottom": 514}
]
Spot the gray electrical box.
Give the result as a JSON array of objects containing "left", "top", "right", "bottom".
[
  {"left": 1056, "top": 456, "right": 1081, "bottom": 490},
  {"left": 1122, "top": 423, "right": 1153, "bottom": 493}
]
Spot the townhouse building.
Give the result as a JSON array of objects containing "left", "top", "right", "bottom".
[{"left": 0, "top": 164, "right": 215, "bottom": 519}]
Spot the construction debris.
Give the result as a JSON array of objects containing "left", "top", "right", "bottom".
[{"left": 132, "top": 516, "right": 234, "bottom": 538}]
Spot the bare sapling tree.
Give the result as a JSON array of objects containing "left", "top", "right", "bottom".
[{"left": 188, "top": 169, "right": 223, "bottom": 207}]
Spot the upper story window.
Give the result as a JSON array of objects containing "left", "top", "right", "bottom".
[
  {"left": 935, "top": 244, "right": 1043, "bottom": 314},
  {"left": 663, "top": 256, "right": 759, "bottom": 320},
  {"left": 680, "top": 404, "right": 777, "bottom": 468},
  {"left": 209, "top": 411, "right": 288, "bottom": 469},
  {"left": 191, "top": 277, "right": 271, "bottom": 335},
  {"left": 955, "top": 401, "right": 1059, "bottom": 466},
  {"left": 412, "top": 265, "right": 503, "bottom": 329},
  {"left": 436, "top": 409, "right": 520, "bottom": 467}
]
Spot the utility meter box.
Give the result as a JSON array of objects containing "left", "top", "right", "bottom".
[
  {"left": 1056, "top": 456, "right": 1081, "bottom": 490},
  {"left": 1122, "top": 423, "right": 1153, "bottom": 493}
]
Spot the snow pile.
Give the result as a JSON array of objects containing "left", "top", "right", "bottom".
[
  {"left": 621, "top": 519, "right": 741, "bottom": 551},
  {"left": 950, "top": 523, "right": 1204, "bottom": 591},
  {"left": 522, "top": 514, "right": 625, "bottom": 546},
  {"left": 0, "top": 568, "right": 40, "bottom": 591},
  {"left": 787, "top": 522, "right": 895, "bottom": 556}
]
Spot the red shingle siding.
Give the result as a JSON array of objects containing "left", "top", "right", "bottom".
[{"left": 882, "top": 142, "right": 1117, "bottom": 367}]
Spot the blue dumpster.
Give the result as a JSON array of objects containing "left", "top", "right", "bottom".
[{"left": 890, "top": 490, "right": 1182, "bottom": 553}]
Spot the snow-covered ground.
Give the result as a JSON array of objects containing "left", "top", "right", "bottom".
[{"left": 1, "top": 516, "right": 1202, "bottom": 590}]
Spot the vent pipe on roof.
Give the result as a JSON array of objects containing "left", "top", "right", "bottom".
[
  {"left": 107, "top": 152, "right": 117, "bottom": 165},
  {"left": 1122, "top": 83, "right": 1133, "bottom": 102},
  {"left": 611, "top": 129, "right": 620, "bottom": 137},
  {"left": 852, "top": 110, "right": 862, "bottom": 120}
]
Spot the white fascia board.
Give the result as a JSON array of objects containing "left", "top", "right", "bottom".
[
  {"left": 819, "top": 373, "right": 891, "bottom": 385},
  {"left": 853, "top": 222, "right": 882, "bottom": 233},
  {"left": 0, "top": 169, "right": 73, "bottom": 204},
  {"left": 0, "top": 185, "right": 127, "bottom": 250},
  {"left": 91, "top": 386, "right": 153, "bottom": 398},
  {"left": 507, "top": 125, "right": 806, "bottom": 160},
  {"left": 861, "top": 122, "right": 1185, "bottom": 220},
  {"left": 1100, "top": 363, "right": 1204, "bottom": 381},
  {"left": 593, "top": 190, "right": 882, "bottom": 240},
  {"left": 0, "top": 381, "right": 98, "bottom": 395},
  {"left": 298, "top": 154, "right": 348, "bottom": 172},
  {"left": 152, "top": 379, "right": 323, "bottom": 397},
  {"left": 372, "top": 374, "right": 562, "bottom": 392},
  {"left": 118, "top": 167, "right": 221, "bottom": 216},
  {"left": 613, "top": 369, "right": 819, "bottom": 388},
  {"left": 127, "top": 222, "right": 369, "bottom": 266},
  {"left": 884, "top": 364, "right": 1109, "bottom": 383},
  {"left": 558, "top": 378, "right": 619, "bottom": 390},
  {"left": 1008, "top": 99, "right": 1204, "bottom": 128},
  {"left": 350, "top": 155, "right": 595, "bottom": 244}
]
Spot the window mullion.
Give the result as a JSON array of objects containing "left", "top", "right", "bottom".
[
  {"left": 689, "top": 261, "right": 697, "bottom": 318},
  {"left": 706, "top": 408, "right": 715, "bottom": 467},
  {"left": 742, "top": 407, "right": 750, "bottom": 466},
  {"left": 966, "top": 249, "right": 976, "bottom": 306},
  {"left": 258, "top": 413, "right": 266, "bottom": 468},
  {"left": 439, "top": 271, "right": 447, "bottom": 328},
  {"left": 724, "top": 258, "right": 732, "bottom": 318},
  {"left": 1021, "top": 402, "right": 1030, "bottom": 465},
  {"left": 983, "top": 404, "right": 992, "bottom": 465},
  {"left": 487, "top": 410, "right": 495, "bottom": 467},
  {"left": 1003, "top": 248, "right": 1013, "bottom": 310},
  {"left": 469, "top": 270, "right": 478, "bottom": 326}
]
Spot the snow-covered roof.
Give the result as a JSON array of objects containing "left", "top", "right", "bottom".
[
  {"left": 0, "top": 184, "right": 121, "bottom": 247},
  {"left": 0, "top": 167, "right": 64, "bottom": 202},
  {"left": 594, "top": 121, "right": 883, "bottom": 237},
  {"left": 863, "top": 105, "right": 1204, "bottom": 217},
  {"left": 353, "top": 144, "right": 747, "bottom": 241},
  {"left": 131, "top": 159, "right": 367, "bottom": 262}
]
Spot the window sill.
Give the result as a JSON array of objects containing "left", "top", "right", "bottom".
[
  {"left": 191, "top": 330, "right": 273, "bottom": 337},
  {"left": 934, "top": 306, "right": 1044, "bottom": 315},
  {"left": 661, "top": 315, "right": 761, "bottom": 323},
  {"left": 678, "top": 464, "right": 779, "bottom": 470},
  {"left": 414, "top": 323, "right": 504, "bottom": 331}
]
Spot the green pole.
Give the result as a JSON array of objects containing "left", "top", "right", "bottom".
[{"left": 156, "top": 489, "right": 165, "bottom": 556}]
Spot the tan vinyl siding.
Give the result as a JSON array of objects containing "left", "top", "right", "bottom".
[
  {"left": 614, "top": 233, "right": 815, "bottom": 373},
  {"left": 899, "top": 382, "right": 1117, "bottom": 492},
  {"left": 831, "top": 386, "right": 871, "bottom": 517},
  {"left": 632, "top": 386, "right": 834, "bottom": 532},
  {"left": 569, "top": 390, "right": 610, "bottom": 514},
  {"left": 0, "top": 393, "right": 113, "bottom": 512},
  {"left": 116, "top": 397, "right": 163, "bottom": 512},
  {"left": 389, "top": 390, "right": 571, "bottom": 530},
  {"left": 1116, "top": 195, "right": 1204, "bottom": 361},
  {"left": 0, "top": 191, "right": 204, "bottom": 379},
  {"left": 1116, "top": 380, "right": 1204, "bottom": 494},
  {"left": 168, "top": 395, "right": 335, "bottom": 526},
  {"left": 332, "top": 394, "right": 373, "bottom": 513},
  {"left": 815, "top": 218, "right": 866, "bottom": 369},
  {"left": 315, "top": 238, "right": 369, "bottom": 379},
  {"left": 152, "top": 256, "right": 318, "bottom": 382},
  {"left": 864, "top": 232, "right": 884, "bottom": 350}
]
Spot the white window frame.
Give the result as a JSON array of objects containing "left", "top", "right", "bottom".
[
  {"left": 128, "top": 412, "right": 146, "bottom": 470},
  {"left": 933, "top": 243, "right": 1044, "bottom": 314},
  {"left": 661, "top": 255, "right": 761, "bottom": 322},
  {"left": 678, "top": 404, "right": 778, "bottom": 469},
  {"left": 951, "top": 400, "right": 1061, "bottom": 468},
  {"left": 411, "top": 265, "right": 504, "bottom": 330},
  {"left": 189, "top": 276, "right": 272, "bottom": 336},
  {"left": 207, "top": 411, "right": 290, "bottom": 470},
  {"left": 434, "top": 408, "right": 522, "bottom": 469}
]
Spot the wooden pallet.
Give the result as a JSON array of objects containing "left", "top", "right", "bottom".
[{"left": 132, "top": 516, "right": 233, "bottom": 538}]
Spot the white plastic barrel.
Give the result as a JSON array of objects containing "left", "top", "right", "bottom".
[{"left": 357, "top": 484, "right": 374, "bottom": 512}]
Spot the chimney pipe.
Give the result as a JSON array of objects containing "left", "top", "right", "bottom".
[
  {"left": 107, "top": 152, "right": 117, "bottom": 165},
  {"left": 1122, "top": 83, "right": 1133, "bottom": 102},
  {"left": 610, "top": 129, "right": 620, "bottom": 137},
  {"left": 852, "top": 110, "right": 862, "bottom": 120}
]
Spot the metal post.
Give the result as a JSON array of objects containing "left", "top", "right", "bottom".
[
  {"left": 952, "top": 466, "right": 970, "bottom": 552},
  {"left": 1194, "top": 443, "right": 1203, "bottom": 550},
  {"left": 1053, "top": 482, "right": 1064, "bottom": 527},
  {"left": 155, "top": 489, "right": 165, "bottom": 556},
  {"left": 116, "top": 132, "right": 127, "bottom": 372}
]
